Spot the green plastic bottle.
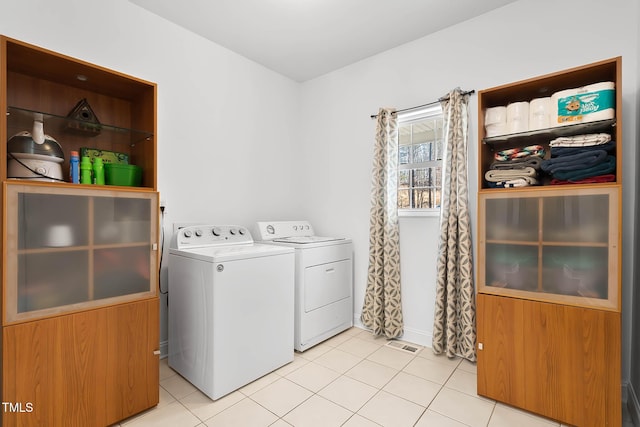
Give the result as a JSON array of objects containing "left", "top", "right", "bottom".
[
  {"left": 92, "top": 157, "right": 105, "bottom": 185},
  {"left": 80, "top": 156, "right": 92, "bottom": 184}
]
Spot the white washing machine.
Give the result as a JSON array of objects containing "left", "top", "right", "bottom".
[
  {"left": 256, "top": 221, "right": 353, "bottom": 352},
  {"left": 168, "top": 225, "right": 295, "bottom": 400}
]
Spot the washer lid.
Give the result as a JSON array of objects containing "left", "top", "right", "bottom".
[
  {"left": 169, "top": 243, "right": 293, "bottom": 262},
  {"left": 273, "top": 236, "right": 345, "bottom": 244}
]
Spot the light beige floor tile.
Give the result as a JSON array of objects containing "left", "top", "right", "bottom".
[
  {"left": 402, "top": 356, "right": 457, "bottom": 385},
  {"left": 239, "top": 371, "right": 281, "bottom": 396},
  {"left": 353, "top": 330, "right": 389, "bottom": 347},
  {"left": 416, "top": 348, "right": 462, "bottom": 369},
  {"left": 488, "top": 403, "right": 559, "bottom": 427},
  {"left": 250, "top": 377, "right": 313, "bottom": 417},
  {"left": 314, "top": 348, "right": 363, "bottom": 374},
  {"left": 344, "top": 359, "right": 398, "bottom": 389},
  {"left": 415, "top": 409, "right": 468, "bottom": 427},
  {"left": 357, "top": 391, "right": 425, "bottom": 427},
  {"left": 317, "top": 375, "right": 378, "bottom": 412},
  {"left": 337, "top": 336, "right": 383, "bottom": 358},
  {"left": 283, "top": 395, "right": 353, "bottom": 427},
  {"left": 160, "top": 373, "right": 199, "bottom": 400},
  {"left": 276, "top": 355, "right": 310, "bottom": 376},
  {"left": 159, "top": 358, "right": 177, "bottom": 381},
  {"left": 323, "top": 330, "right": 356, "bottom": 347},
  {"left": 341, "top": 414, "right": 383, "bottom": 427},
  {"left": 444, "top": 368, "right": 478, "bottom": 397},
  {"left": 122, "top": 401, "right": 201, "bottom": 427},
  {"left": 180, "top": 389, "right": 244, "bottom": 422},
  {"left": 429, "top": 387, "right": 495, "bottom": 427},
  {"left": 204, "top": 398, "right": 278, "bottom": 427},
  {"left": 457, "top": 358, "right": 478, "bottom": 374},
  {"left": 270, "top": 420, "right": 294, "bottom": 427},
  {"left": 286, "top": 361, "right": 341, "bottom": 392},
  {"left": 366, "top": 346, "right": 415, "bottom": 370},
  {"left": 158, "top": 385, "right": 176, "bottom": 407},
  {"left": 297, "top": 342, "right": 333, "bottom": 361},
  {"left": 382, "top": 371, "right": 442, "bottom": 407}
]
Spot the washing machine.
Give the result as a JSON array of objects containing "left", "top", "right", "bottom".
[
  {"left": 168, "top": 225, "right": 295, "bottom": 400},
  {"left": 255, "top": 221, "right": 353, "bottom": 352}
]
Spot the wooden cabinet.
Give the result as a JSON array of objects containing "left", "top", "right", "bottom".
[
  {"left": 477, "top": 57, "right": 622, "bottom": 426},
  {"left": 1, "top": 36, "right": 159, "bottom": 426},
  {"left": 477, "top": 294, "right": 621, "bottom": 426}
]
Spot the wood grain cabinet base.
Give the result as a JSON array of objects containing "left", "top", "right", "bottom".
[{"left": 477, "top": 294, "right": 621, "bottom": 426}]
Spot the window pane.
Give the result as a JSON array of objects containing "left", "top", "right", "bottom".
[
  {"left": 398, "top": 189, "right": 410, "bottom": 209},
  {"left": 413, "top": 168, "right": 428, "bottom": 187},
  {"left": 413, "top": 143, "right": 429, "bottom": 163},
  {"left": 399, "top": 146, "right": 410, "bottom": 165},
  {"left": 413, "top": 188, "right": 433, "bottom": 209},
  {"left": 399, "top": 170, "right": 410, "bottom": 188}
]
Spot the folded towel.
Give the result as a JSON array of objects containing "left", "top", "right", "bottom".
[
  {"left": 487, "top": 177, "right": 539, "bottom": 188},
  {"left": 490, "top": 156, "right": 542, "bottom": 171},
  {"left": 494, "top": 144, "right": 545, "bottom": 162},
  {"left": 485, "top": 167, "right": 537, "bottom": 182},
  {"left": 550, "top": 174, "right": 616, "bottom": 185},
  {"left": 549, "top": 133, "right": 611, "bottom": 147},
  {"left": 551, "top": 156, "right": 615, "bottom": 181},
  {"left": 541, "top": 150, "right": 608, "bottom": 174},
  {"left": 551, "top": 141, "right": 615, "bottom": 157}
]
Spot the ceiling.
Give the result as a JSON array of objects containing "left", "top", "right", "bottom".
[{"left": 130, "top": 0, "right": 518, "bottom": 82}]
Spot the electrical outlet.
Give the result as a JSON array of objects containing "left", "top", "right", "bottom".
[{"left": 160, "top": 199, "right": 167, "bottom": 212}]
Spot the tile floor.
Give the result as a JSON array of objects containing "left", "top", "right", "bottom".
[{"left": 115, "top": 327, "right": 635, "bottom": 427}]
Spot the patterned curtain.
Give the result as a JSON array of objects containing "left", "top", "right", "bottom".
[
  {"left": 432, "top": 88, "right": 476, "bottom": 361},
  {"left": 361, "top": 108, "right": 404, "bottom": 339}
]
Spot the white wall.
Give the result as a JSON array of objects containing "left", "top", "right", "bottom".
[
  {"left": 0, "top": 0, "right": 303, "bottom": 351},
  {"left": 297, "top": 0, "right": 639, "bottom": 385},
  {"left": 1, "top": 0, "right": 638, "bottom": 395}
]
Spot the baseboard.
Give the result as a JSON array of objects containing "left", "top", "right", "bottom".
[
  {"left": 628, "top": 381, "right": 640, "bottom": 426},
  {"left": 159, "top": 339, "right": 168, "bottom": 359},
  {"left": 352, "top": 314, "right": 432, "bottom": 348}
]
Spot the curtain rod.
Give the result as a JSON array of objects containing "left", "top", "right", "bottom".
[{"left": 370, "top": 89, "right": 475, "bottom": 119}]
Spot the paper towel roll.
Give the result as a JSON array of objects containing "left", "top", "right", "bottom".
[
  {"left": 529, "top": 97, "right": 551, "bottom": 131},
  {"left": 581, "top": 81, "right": 615, "bottom": 122},
  {"left": 486, "top": 123, "right": 508, "bottom": 137},
  {"left": 485, "top": 106, "right": 507, "bottom": 125},
  {"left": 507, "top": 102, "right": 529, "bottom": 133},
  {"left": 550, "top": 88, "right": 578, "bottom": 126}
]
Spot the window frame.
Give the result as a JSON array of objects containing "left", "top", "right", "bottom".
[{"left": 397, "top": 104, "right": 445, "bottom": 218}]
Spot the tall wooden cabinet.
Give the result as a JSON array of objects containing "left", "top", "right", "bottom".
[
  {"left": 1, "top": 36, "right": 159, "bottom": 426},
  {"left": 476, "top": 57, "right": 622, "bottom": 426}
]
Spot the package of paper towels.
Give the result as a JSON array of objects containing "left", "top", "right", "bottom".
[{"left": 551, "top": 81, "right": 615, "bottom": 126}]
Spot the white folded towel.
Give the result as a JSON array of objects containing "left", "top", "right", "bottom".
[{"left": 549, "top": 133, "right": 611, "bottom": 147}]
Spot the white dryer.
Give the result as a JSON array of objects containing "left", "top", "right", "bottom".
[
  {"left": 168, "top": 225, "right": 294, "bottom": 400},
  {"left": 256, "top": 221, "right": 353, "bottom": 352}
]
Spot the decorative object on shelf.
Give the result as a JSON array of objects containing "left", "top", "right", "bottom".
[
  {"left": 7, "top": 115, "right": 65, "bottom": 181},
  {"left": 65, "top": 98, "right": 101, "bottom": 136},
  {"left": 80, "top": 147, "right": 129, "bottom": 164}
]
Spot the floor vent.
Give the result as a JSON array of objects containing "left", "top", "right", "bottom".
[{"left": 385, "top": 340, "right": 421, "bottom": 354}]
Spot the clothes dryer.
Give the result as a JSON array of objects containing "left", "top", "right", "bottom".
[
  {"left": 256, "top": 221, "right": 353, "bottom": 352},
  {"left": 168, "top": 225, "right": 294, "bottom": 400}
]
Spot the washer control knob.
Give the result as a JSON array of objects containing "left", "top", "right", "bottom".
[
  {"left": 238, "top": 228, "right": 245, "bottom": 235},
  {"left": 266, "top": 225, "right": 275, "bottom": 234},
  {"left": 195, "top": 229, "right": 203, "bottom": 237},
  {"left": 212, "top": 227, "right": 221, "bottom": 237},
  {"left": 229, "top": 229, "right": 236, "bottom": 235},
  {"left": 183, "top": 230, "right": 193, "bottom": 238}
]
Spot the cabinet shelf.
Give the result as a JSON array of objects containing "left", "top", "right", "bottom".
[
  {"left": 7, "top": 106, "right": 153, "bottom": 146},
  {"left": 482, "top": 118, "right": 615, "bottom": 146}
]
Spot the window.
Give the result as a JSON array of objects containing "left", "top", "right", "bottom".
[{"left": 397, "top": 105, "right": 444, "bottom": 214}]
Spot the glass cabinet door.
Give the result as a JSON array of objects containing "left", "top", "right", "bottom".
[
  {"left": 4, "top": 183, "right": 159, "bottom": 323},
  {"left": 478, "top": 187, "right": 619, "bottom": 310}
]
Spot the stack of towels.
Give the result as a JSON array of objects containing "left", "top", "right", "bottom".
[
  {"left": 541, "top": 133, "right": 616, "bottom": 184},
  {"left": 485, "top": 144, "right": 545, "bottom": 188}
]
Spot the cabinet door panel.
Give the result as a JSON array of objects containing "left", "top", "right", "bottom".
[{"left": 476, "top": 294, "right": 526, "bottom": 407}]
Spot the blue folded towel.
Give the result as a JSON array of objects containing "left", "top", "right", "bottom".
[
  {"left": 541, "top": 150, "right": 608, "bottom": 174},
  {"left": 551, "top": 141, "right": 615, "bottom": 157},
  {"left": 551, "top": 156, "right": 616, "bottom": 181}
]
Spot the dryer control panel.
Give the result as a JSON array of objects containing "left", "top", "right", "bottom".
[
  {"left": 255, "top": 220, "right": 315, "bottom": 240},
  {"left": 172, "top": 225, "right": 253, "bottom": 249}
]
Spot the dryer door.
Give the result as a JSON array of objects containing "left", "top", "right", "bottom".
[{"left": 304, "top": 259, "right": 352, "bottom": 312}]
